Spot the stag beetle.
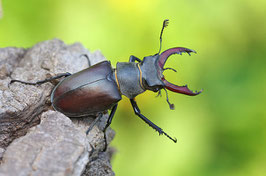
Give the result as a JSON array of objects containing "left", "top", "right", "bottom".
[{"left": 10, "top": 19, "right": 202, "bottom": 144}]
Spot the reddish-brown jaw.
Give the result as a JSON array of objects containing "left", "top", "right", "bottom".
[{"left": 157, "top": 47, "right": 202, "bottom": 96}]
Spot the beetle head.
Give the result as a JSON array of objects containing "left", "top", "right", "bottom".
[
  {"left": 141, "top": 47, "right": 202, "bottom": 95},
  {"left": 140, "top": 47, "right": 202, "bottom": 109},
  {"left": 157, "top": 47, "right": 202, "bottom": 96},
  {"left": 140, "top": 19, "right": 202, "bottom": 109}
]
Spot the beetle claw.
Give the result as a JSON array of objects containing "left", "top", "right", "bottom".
[
  {"left": 157, "top": 48, "right": 201, "bottom": 96},
  {"left": 176, "top": 49, "right": 196, "bottom": 56},
  {"left": 162, "top": 82, "right": 202, "bottom": 96},
  {"left": 157, "top": 47, "right": 196, "bottom": 69}
]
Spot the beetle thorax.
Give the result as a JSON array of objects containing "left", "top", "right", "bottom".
[{"left": 116, "top": 62, "right": 145, "bottom": 99}]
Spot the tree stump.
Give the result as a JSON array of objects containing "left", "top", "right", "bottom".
[{"left": 0, "top": 39, "right": 115, "bottom": 176}]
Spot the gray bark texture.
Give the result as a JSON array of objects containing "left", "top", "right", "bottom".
[{"left": 0, "top": 39, "right": 116, "bottom": 176}]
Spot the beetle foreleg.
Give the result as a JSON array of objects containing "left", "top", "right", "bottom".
[
  {"left": 130, "top": 99, "right": 177, "bottom": 143},
  {"left": 129, "top": 55, "right": 142, "bottom": 63},
  {"left": 10, "top": 72, "right": 71, "bottom": 85}
]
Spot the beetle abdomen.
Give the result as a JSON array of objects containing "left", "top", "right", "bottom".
[{"left": 51, "top": 61, "right": 121, "bottom": 117}]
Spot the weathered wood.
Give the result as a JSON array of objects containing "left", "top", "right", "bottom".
[{"left": 0, "top": 39, "right": 115, "bottom": 176}]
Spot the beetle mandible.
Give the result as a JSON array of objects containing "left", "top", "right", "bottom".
[{"left": 10, "top": 19, "right": 202, "bottom": 144}]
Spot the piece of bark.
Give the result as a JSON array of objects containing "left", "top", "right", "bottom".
[{"left": 0, "top": 39, "right": 115, "bottom": 176}]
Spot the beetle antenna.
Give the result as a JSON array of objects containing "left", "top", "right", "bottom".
[
  {"left": 163, "top": 88, "right": 175, "bottom": 110},
  {"left": 158, "top": 19, "right": 169, "bottom": 54}
]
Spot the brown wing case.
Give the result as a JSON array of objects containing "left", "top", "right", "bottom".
[{"left": 51, "top": 61, "right": 121, "bottom": 117}]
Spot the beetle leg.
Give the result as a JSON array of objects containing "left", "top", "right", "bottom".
[
  {"left": 156, "top": 90, "right": 162, "bottom": 97},
  {"left": 103, "top": 104, "right": 118, "bottom": 132},
  {"left": 10, "top": 72, "right": 71, "bottom": 85},
  {"left": 102, "top": 104, "right": 118, "bottom": 151},
  {"left": 129, "top": 55, "right": 142, "bottom": 63},
  {"left": 86, "top": 113, "right": 103, "bottom": 135},
  {"left": 130, "top": 99, "right": 177, "bottom": 143},
  {"left": 80, "top": 54, "right": 91, "bottom": 67}
]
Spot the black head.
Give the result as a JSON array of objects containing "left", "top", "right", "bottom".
[
  {"left": 140, "top": 54, "right": 163, "bottom": 92},
  {"left": 140, "top": 48, "right": 202, "bottom": 96},
  {"left": 139, "top": 19, "right": 202, "bottom": 109}
]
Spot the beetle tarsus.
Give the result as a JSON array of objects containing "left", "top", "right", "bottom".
[{"left": 130, "top": 99, "right": 176, "bottom": 143}]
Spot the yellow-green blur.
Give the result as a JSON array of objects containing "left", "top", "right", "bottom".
[{"left": 1, "top": 0, "right": 265, "bottom": 175}]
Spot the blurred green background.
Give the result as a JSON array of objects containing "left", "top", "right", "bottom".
[{"left": 1, "top": 0, "right": 266, "bottom": 175}]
